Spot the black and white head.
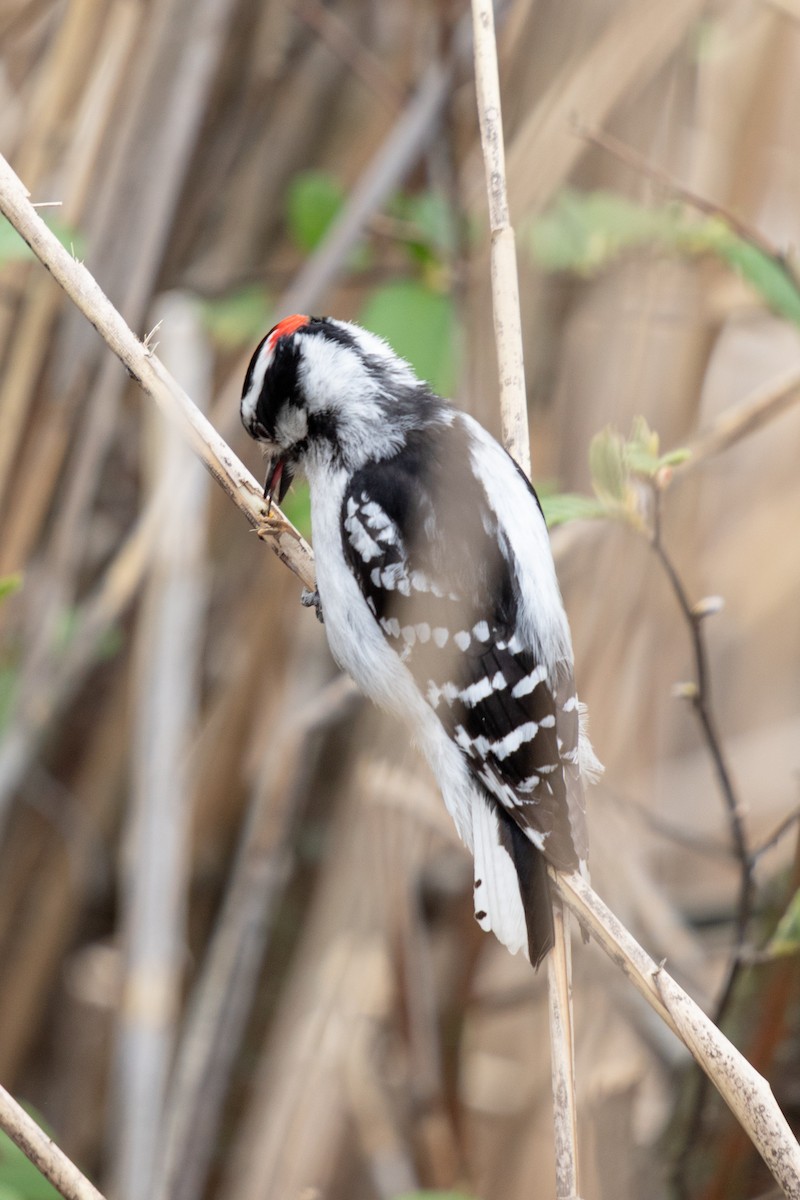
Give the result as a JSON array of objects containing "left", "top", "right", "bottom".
[{"left": 240, "top": 314, "right": 444, "bottom": 502}]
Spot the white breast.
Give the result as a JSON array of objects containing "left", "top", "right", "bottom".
[{"left": 305, "top": 462, "right": 476, "bottom": 848}]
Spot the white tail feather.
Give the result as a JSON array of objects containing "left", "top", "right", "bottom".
[{"left": 471, "top": 794, "right": 529, "bottom": 959}]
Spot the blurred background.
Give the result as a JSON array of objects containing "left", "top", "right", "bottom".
[{"left": 1, "top": 1, "right": 799, "bottom": 1198}]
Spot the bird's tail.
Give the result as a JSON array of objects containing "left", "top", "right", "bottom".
[{"left": 471, "top": 793, "right": 554, "bottom": 966}]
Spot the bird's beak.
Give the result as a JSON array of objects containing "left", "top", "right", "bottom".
[{"left": 263, "top": 454, "right": 294, "bottom": 514}]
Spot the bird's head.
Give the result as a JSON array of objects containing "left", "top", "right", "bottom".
[{"left": 240, "top": 314, "right": 440, "bottom": 504}]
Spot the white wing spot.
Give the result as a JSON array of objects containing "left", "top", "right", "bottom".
[
  {"left": 344, "top": 514, "right": 381, "bottom": 563},
  {"left": 472, "top": 620, "right": 490, "bottom": 642},
  {"left": 454, "top": 726, "right": 492, "bottom": 758},
  {"left": 401, "top": 625, "right": 416, "bottom": 646},
  {"left": 511, "top": 665, "right": 548, "bottom": 699},
  {"left": 518, "top": 774, "right": 540, "bottom": 793},
  {"left": 432, "top": 626, "right": 449, "bottom": 648},
  {"left": 458, "top": 670, "right": 509, "bottom": 707},
  {"left": 454, "top": 630, "right": 471, "bottom": 651},
  {"left": 562, "top": 695, "right": 579, "bottom": 712},
  {"left": 380, "top": 563, "right": 406, "bottom": 591},
  {"left": 415, "top": 622, "right": 431, "bottom": 643},
  {"left": 492, "top": 722, "right": 539, "bottom": 761},
  {"left": 459, "top": 676, "right": 495, "bottom": 706}
]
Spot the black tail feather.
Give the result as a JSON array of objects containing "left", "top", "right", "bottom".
[{"left": 496, "top": 807, "right": 554, "bottom": 968}]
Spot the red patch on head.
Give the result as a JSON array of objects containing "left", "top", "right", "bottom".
[{"left": 269, "top": 313, "right": 310, "bottom": 347}]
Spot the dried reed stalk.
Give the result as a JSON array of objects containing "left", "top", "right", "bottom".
[
  {"left": 470, "top": 0, "right": 529, "bottom": 472},
  {"left": 0, "top": 1082, "right": 106, "bottom": 1200},
  {"left": 2, "top": 150, "right": 800, "bottom": 1198},
  {"left": 470, "top": 2, "right": 579, "bottom": 1194},
  {"left": 111, "top": 295, "right": 210, "bottom": 1200}
]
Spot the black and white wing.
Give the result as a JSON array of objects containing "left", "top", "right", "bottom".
[{"left": 339, "top": 420, "right": 588, "bottom": 962}]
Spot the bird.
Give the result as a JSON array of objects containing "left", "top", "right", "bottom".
[{"left": 240, "top": 314, "right": 601, "bottom": 966}]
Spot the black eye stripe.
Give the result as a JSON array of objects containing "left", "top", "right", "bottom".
[{"left": 243, "top": 336, "right": 302, "bottom": 440}]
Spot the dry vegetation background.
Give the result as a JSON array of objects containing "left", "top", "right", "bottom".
[{"left": 1, "top": 0, "right": 800, "bottom": 1198}]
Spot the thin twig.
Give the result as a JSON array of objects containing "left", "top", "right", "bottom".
[
  {"left": 650, "top": 488, "right": 755, "bottom": 981},
  {"left": 0, "top": 1084, "right": 106, "bottom": 1200},
  {"left": 677, "top": 363, "right": 800, "bottom": 474},
  {"left": 2, "top": 149, "right": 799, "bottom": 1200},
  {"left": 753, "top": 804, "right": 800, "bottom": 863},
  {"left": 650, "top": 484, "right": 757, "bottom": 1192}
]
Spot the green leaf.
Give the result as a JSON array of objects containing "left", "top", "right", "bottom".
[
  {"left": 526, "top": 189, "right": 682, "bottom": 274},
  {"left": 526, "top": 189, "right": 800, "bottom": 327},
  {"left": 589, "top": 428, "right": 628, "bottom": 504},
  {"left": 393, "top": 1193, "right": 477, "bottom": 1200},
  {"left": 286, "top": 170, "right": 346, "bottom": 254},
  {"left": 0, "top": 217, "right": 83, "bottom": 267},
  {"left": 358, "top": 280, "right": 458, "bottom": 397},
  {"left": 622, "top": 417, "right": 692, "bottom": 478},
  {"left": 540, "top": 418, "right": 688, "bottom": 534},
  {"left": 768, "top": 889, "right": 800, "bottom": 958},
  {"left": 0, "top": 667, "right": 17, "bottom": 735},
  {"left": 0, "top": 574, "right": 22, "bottom": 603},
  {"left": 623, "top": 415, "right": 662, "bottom": 477},
  {"left": 0, "top": 218, "right": 32, "bottom": 264},
  {"left": 50, "top": 607, "right": 122, "bottom": 664},
  {"left": 659, "top": 446, "right": 692, "bottom": 468},
  {"left": 281, "top": 480, "right": 312, "bottom": 542},
  {"left": 391, "top": 191, "right": 459, "bottom": 266},
  {"left": 711, "top": 232, "right": 800, "bottom": 327},
  {"left": 201, "top": 286, "right": 272, "bottom": 350},
  {"left": 540, "top": 492, "right": 609, "bottom": 528},
  {"left": 0, "top": 1115, "right": 63, "bottom": 1200}
]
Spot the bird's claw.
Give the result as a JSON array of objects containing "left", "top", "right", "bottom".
[{"left": 301, "top": 587, "right": 324, "bottom": 623}]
